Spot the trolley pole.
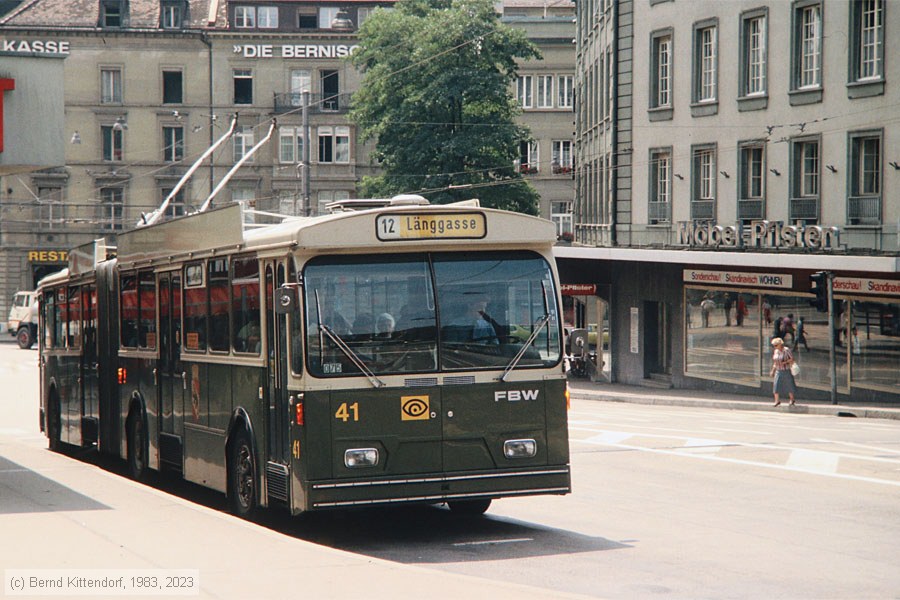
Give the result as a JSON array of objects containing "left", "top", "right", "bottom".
[{"left": 826, "top": 271, "right": 837, "bottom": 404}]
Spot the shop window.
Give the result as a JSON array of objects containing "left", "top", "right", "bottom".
[
  {"left": 850, "top": 300, "right": 900, "bottom": 391},
  {"left": 685, "top": 288, "right": 760, "bottom": 386}
]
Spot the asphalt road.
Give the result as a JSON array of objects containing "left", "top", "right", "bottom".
[{"left": 2, "top": 340, "right": 899, "bottom": 599}]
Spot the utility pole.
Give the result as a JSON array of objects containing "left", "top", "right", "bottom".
[
  {"left": 302, "top": 90, "right": 311, "bottom": 216},
  {"left": 826, "top": 271, "right": 837, "bottom": 405}
]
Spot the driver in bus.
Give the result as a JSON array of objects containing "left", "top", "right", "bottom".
[{"left": 448, "top": 293, "right": 500, "bottom": 345}]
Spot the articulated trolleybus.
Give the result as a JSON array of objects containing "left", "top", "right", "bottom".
[{"left": 39, "top": 197, "right": 570, "bottom": 517}]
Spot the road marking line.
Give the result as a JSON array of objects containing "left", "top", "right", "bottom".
[
  {"left": 571, "top": 427, "right": 900, "bottom": 465},
  {"left": 573, "top": 437, "right": 900, "bottom": 488},
  {"left": 453, "top": 538, "right": 533, "bottom": 547},
  {"left": 585, "top": 431, "right": 633, "bottom": 445},
  {"left": 786, "top": 449, "right": 840, "bottom": 474},
  {"left": 811, "top": 438, "right": 900, "bottom": 456}
]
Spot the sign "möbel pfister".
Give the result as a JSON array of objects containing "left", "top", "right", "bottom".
[{"left": 677, "top": 220, "right": 840, "bottom": 251}]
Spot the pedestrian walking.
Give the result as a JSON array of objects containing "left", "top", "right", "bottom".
[
  {"left": 700, "top": 295, "right": 715, "bottom": 328},
  {"left": 723, "top": 294, "right": 733, "bottom": 327},
  {"left": 736, "top": 296, "right": 747, "bottom": 327},
  {"left": 792, "top": 316, "right": 809, "bottom": 352},
  {"left": 762, "top": 298, "right": 772, "bottom": 325},
  {"left": 780, "top": 313, "right": 796, "bottom": 344},
  {"left": 769, "top": 337, "right": 797, "bottom": 407}
]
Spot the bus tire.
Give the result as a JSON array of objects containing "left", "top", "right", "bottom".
[
  {"left": 47, "top": 393, "right": 62, "bottom": 452},
  {"left": 17, "top": 326, "right": 33, "bottom": 349},
  {"left": 447, "top": 498, "right": 492, "bottom": 516},
  {"left": 127, "top": 411, "right": 148, "bottom": 481},
  {"left": 228, "top": 427, "right": 257, "bottom": 519}
]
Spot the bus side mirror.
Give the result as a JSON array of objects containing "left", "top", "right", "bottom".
[{"left": 275, "top": 284, "right": 299, "bottom": 314}]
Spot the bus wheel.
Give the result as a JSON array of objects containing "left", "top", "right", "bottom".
[
  {"left": 47, "top": 395, "right": 62, "bottom": 452},
  {"left": 447, "top": 498, "right": 492, "bottom": 516},
  {"left": 228, "top": 428, "right": 256, "bottom": 519},
  {"left": 16, "top": 327, "right": 33, "bottom": 349},
  {"left": 127, "top": 412, "right": 148, "bottom": 481}
]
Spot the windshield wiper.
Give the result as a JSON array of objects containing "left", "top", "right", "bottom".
[
  {"left": 315, "top": 291, "right": 384, "bottom": 388},
  {"left": 499, "top": 281, "right": 553, "bottom": 382}
]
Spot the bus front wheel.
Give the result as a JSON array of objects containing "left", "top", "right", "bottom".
[
  {"left": 228, "top": 428, "right": 257, "bottom": 519},
  {"left": 127, "top": 412, "right": 148, "bottom": 481},
  {"left": 447, "top": 498, "right": 492, "bottom": 516}
]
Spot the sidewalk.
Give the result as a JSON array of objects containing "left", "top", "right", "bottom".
[{"left": 566, "top": 379, "right": 900, "bottom": 421}]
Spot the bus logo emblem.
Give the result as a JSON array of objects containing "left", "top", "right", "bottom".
[{"left": 401, "top": 396, "right": 430, "bottom": 421}]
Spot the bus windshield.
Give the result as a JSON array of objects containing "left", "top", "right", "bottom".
[{"left": 304, "top": 250, "right": 561, "bottom": 377}]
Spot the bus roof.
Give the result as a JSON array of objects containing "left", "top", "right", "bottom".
[{"left": 112, "top": 201, "right": 556, "bottom": 268}]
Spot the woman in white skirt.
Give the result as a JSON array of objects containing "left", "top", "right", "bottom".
[{"left": 769, "top": 337, "right": 797, "bottom": 406}]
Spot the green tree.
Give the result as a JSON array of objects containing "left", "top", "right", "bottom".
[{"left": 349, "top": 0, "right": 541, "bottom": 214}]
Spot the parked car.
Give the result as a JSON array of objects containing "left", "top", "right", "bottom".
[{"left": 7, "top": 291, "right": 38, "bottom": 349}]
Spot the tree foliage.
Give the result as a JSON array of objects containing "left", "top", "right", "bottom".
[{"left": 349, "top": 0, "right": 541, "bottom": 214}]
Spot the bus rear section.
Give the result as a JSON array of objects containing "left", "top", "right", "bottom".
[{"left": 291, "top": 248, "right": 570, "bottom": 513}]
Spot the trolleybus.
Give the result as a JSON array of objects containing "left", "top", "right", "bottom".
[{"left": 38, "top": 197, "right": 570, "bottom": 517}]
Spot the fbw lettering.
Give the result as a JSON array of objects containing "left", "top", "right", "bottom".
[{"left": 494, "top": 390, "right": 540, "bottom": 402}]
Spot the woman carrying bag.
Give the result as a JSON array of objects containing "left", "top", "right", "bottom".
[{"left": 769, "top": 337, "right": 798, "bottom": 407}]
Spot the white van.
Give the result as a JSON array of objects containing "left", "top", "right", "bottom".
[{"left": 7, "top": 291, "right": 38, "bottom": 349}]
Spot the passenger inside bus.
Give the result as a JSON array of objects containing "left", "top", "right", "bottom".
[
  {"left": 375, "top": 312, "right": 395, "bottom": 339},
  {"left": 236, "top": 318, "right": 261, "bottom": 353}
]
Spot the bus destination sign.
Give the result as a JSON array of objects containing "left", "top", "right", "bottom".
[{"left": 376, "top": 213, "right": 486, "bottom": 241}]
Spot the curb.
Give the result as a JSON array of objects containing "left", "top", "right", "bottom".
[{"left": 568, "top": 386, "right": 900, "bottom": 421}]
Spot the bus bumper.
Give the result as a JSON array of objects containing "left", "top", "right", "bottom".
[{"left": 305, "top": 465, "right": 571, "bottom": 510}]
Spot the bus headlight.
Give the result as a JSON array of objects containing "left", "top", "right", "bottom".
[
  {"left": 344, "top": 448, "right": 379, "bottom": 468},
  {"left": 504, "top": 439, "right": 537, "bottom": 459}
]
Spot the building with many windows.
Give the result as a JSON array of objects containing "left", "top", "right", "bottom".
[
  {"left": 0, "top": 0, "right": 575, "bottom": 317},
  {"left": 562, "top": 0, "right": 899, "bottom": 403}
]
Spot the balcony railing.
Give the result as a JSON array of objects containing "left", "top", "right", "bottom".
[
  {"left": 848, "top": 195, "right": 881, "bottom": 225},
  {"left": 690, "top": 200, "right": 715, "bottom": 220},
  {"left": 648, "top": 201, "right": 670, "bottom": 223},
  {"left": 737, "top": 199, "right": 764, "bottom": 221},
  {"left": 273, "top": 92, "right": 352, "bottom": 114},
  {"left": 789, "top": 197, "right": 819, "bottom": 221}
]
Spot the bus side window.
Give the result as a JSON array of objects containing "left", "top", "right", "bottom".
[
  {"left": 208, "top": 259, "right": 229, "bottom": 353},
  {"left": 231, "top": 257, "right": 261, "bottom": 356},
  {"left": 120, "top": 274, "right": 138, "bottom": 348},
  {"left": 183, "top": 262, "right": 207, "bottom": 352}
]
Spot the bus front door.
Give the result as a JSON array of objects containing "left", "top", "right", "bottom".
[
  {"left": 81, "top": 284, "right": 99, "bottom": 446},
  {"left": 264, "top": 262, "right": 291, "bottom": 503},
  {"left": 157, "top": 272, "right": 184, "bottom": 471}
]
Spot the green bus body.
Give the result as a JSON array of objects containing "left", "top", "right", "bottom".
[{"left": 39, "top": 202, "right": 571, "bottom": 516}]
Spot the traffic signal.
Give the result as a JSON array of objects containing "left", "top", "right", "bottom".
[{"left": 809, "top": 271, "right": 828, "bottom": 312}]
